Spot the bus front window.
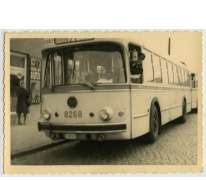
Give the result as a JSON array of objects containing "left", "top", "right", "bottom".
[{"left": 45, "top": 43, "right": 126, "bottom": 87}]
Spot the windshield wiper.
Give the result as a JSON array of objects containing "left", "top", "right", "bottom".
[
  {"left": 84, "top": 81, "right": 96, "bottom": 90},
  {"left": 74, "top": 72, "right": 96, "bottom": 90}
]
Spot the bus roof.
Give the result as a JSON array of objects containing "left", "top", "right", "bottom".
[
  {"left": 42, "top": 38, "right": 189, "bottom": 72},
  {"left": 42, "top": 38, "right": 144, "bottom": 50}
]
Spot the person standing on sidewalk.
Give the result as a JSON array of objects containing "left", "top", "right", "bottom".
[{"left": 16, "top": 81, "right": 30, "bottom": 125}]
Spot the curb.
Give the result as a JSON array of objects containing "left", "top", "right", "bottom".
[{"left": 11, "top": 139, "right": 72, "bottom": 159}]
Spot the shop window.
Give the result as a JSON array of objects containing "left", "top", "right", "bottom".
[
  {"left": 30, "top": 57, "right": 41, "bottom": 104},
  {"left": 10, "top": 52, "right": 27, "bottom": 113}
]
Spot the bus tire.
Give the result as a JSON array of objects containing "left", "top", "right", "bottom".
[
  {"left": 179, "top": 100, "right": 187, "bottom": 123},
  {"left": 147, "top": 104, "right": 159, "bottom": 143}
]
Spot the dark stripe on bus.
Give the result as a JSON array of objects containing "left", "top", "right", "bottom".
[{"left": 38, "top": 122, "right": 126, "bottom": 132}]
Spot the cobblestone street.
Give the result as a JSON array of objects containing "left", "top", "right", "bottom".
[{"left": 11, "top": 112, "right": 198, "bottom": 165}]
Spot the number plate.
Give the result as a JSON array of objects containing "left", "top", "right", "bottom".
[{"left": 64, "top": 133, "right": 76, "bottom": 139}]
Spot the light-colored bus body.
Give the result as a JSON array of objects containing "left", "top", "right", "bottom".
[
  {"left": 191, "top": 73, "right": 198, "bottom": 110},
  {"left": 38, "top": 38, "right": 192, "bottom": 142}
]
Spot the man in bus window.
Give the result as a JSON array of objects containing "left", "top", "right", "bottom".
[
  {"left": 130, "top": 53, "right": 145, "bottom": 83},
  {"left": 97, "top": 67, "right": 113, "bottom": 83}
]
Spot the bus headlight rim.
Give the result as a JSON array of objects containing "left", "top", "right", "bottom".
[
  {"left": 42, "top": 108, "right": 51, "bottom": 121},
  {"left": 99, "top": 109, "right": 109, "bottom": 121}
]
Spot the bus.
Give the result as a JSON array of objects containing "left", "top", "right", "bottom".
[
  {"left": 191, "top": 73, "right": 198, "bottom": 112},
  {"left": 38, "top": 38, "right": 193, "bottom": 143}
]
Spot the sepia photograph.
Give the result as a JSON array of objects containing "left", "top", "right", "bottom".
[{"left": 4, "top": 32, "right": 202, "bottom": 174}]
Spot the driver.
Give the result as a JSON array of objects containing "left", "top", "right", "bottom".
[
  {"left": 97, "top": 67, "right": 113, "bottom": 83},
  {"left": 130, "top": 52, "right": 145, "bottom": 84},
  {"left": 130, "top": 53, "right": 145, "bottom": 75}
]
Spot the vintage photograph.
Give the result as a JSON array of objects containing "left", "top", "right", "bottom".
[{"left": 4, "top": 32, "right": 202, "bottom": 173}]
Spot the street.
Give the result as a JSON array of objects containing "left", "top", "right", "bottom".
[{"left": 11, "top": 112, "right": 198, "bottom": 165}]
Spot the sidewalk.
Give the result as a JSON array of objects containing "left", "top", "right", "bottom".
[{"left": 11, "top": 118, "right": 67, "bottom": 157}]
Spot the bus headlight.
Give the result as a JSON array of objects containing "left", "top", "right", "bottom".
[
  {"left": 99, "top": 107, "right": 113, "bottom": 121},
  {"left": 42, "top": 108, "right": 51, "bottom": 120}
]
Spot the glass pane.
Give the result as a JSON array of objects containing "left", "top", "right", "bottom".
[
  {"left": 161, "top": 59, "right": 168, "bottom": 84},
  {"left": 44, "top": 54, "right": 51, "bottom": 87},
  {"left": 187, "top": 72, "right": 190, "bottom": 87},
  {"left": 174, "top": 72, "right": 178, "bottom": 85},
  {"left": 176, "top": 67, "right": 180, "bottom": 85},
  {"left": 181, "top": 69, "right": 185, "bottom": 86},
  {"left": 195, "top": 74, "right": 198, "bottom": 88},
  {"left": 143, "top": 62, "right": 154, "bottom": 83},
  {"left": 153, "top": 55, "right": 161, "bottom": 83},
  {"left": 143, "top": 50, "right": 152, "bottom": 63},
  {"left": 48, "top": 43, "right": 126, "bottom": 85},
  {"left": 168, "top": 63, "right": 173, "bottom": 84},
  {"left": 154, "top": 67, "right": 162, "bottom": 83},
  {"left": 173, "top": 66, "right": 178, "bottom": 85},
  {"left": 184, "top": 71, "right": 187, "bottom": 86},
  {"left": 10, "top": 54, "right": 25, "bottom": 68},
  {"left": 153, "top": 55, "right": 160, "bottom": 66},
  {"left": 54, "top": 52, "right": 62, "bottom": 85}
]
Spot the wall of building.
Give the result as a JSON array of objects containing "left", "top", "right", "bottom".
[{"left": 10, "top": 38, "right": 43, "bottom": 124}]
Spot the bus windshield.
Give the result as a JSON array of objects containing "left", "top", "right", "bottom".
[{"left": 44, "top": 43, "right": 126, "bottom": 87}]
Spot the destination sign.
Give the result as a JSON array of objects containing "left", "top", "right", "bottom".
[{"left": 54, "top": 38, "right": 94, "bottom": 44}]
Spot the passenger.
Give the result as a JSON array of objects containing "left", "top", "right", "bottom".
[
  {"left": 16, "top": 81, "right": 30, "bottom": 125},
  {"left": 97, "top": 67, "right": 113, "bottom": 83}
]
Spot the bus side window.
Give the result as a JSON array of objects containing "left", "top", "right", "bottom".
[
  {"left": 161, "top": 59, "right": 168, "bottom": 84},
  {"left": 182, "top": 69, "right": 185, "bottom": 86},
  {"left": 173, "top": 65, "right": 178, "bottom": 85},
  {"left": 195, "top": 74, "right": 198, "bottom": 88},
  {"left": 129, "top": 44, "right": 142, "bottom": 84},
  {"left": 168, "top": 62, "right": 173, "bottom": 84},
  {"left": 184, "top": 70, "right": 187, "bottom": 86},
  {"left": 177, "top": 67, "right": 181, "bottom": 85},
  {"left": 153, "top": 55, "right": 162, "bottom": 83},
  {"left": 187, "top": 71, "right": 191, "bottom": 87},
  {"left": 142, "top": 50, "right": 153, "bottom": 83}
]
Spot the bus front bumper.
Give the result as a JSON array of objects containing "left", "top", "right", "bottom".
[{"left": 38, "top": 122, "right": 127, "bottom": 134}]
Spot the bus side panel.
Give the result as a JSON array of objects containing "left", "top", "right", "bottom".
[
  {"left": 192, "top": 88, "right": 198, "bottom": 109},
  {"left": 169, "top": 88, "right": 192, "bottom": 121},
  {"left": 185, "top": 88, "right": 192, "bottom": 113},
  {"left": 155, "top": 89, "right": 170, "bottom": 125},
  {"left": 169, "top": 88, "right": 183, "bottom": 121},
  {"left": 131, "top": 87, "right": 155, "bottom": 139}
]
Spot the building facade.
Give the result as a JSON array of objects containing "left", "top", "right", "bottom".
[{"left": 10, "top": 38, "right": 43, "bottom": 124}]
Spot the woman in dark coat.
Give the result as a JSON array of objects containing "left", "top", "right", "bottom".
[{"left": 16, "top": 81, "right": 30, "bottom": 125}]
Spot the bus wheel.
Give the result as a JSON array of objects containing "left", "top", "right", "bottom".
[
  {"left": 148, "top": 104, "right": 159, "bottom": 143},
  {"left": 179, "top": 100, "right": 187, "bottom": 123}
]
